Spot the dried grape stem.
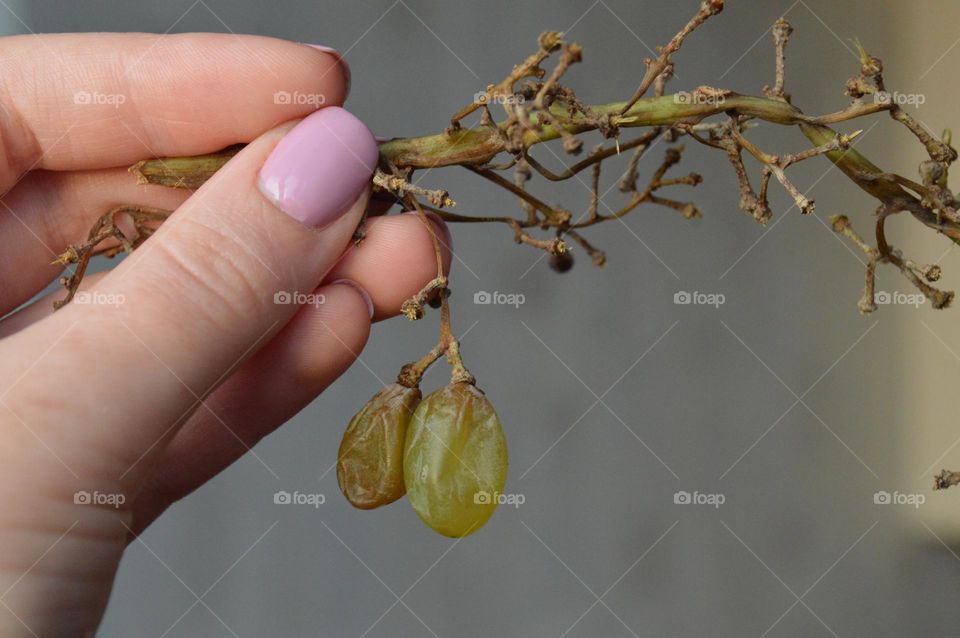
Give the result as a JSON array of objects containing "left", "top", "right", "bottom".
[
  {"left": 66, "top": 10, "right": 960, "bottom": 332},
  {"left": 619, "top": 0, "right": 725, "bottom": 115},
  {"left": 129, "top": 96, "right": 884, "bottom": 175},
  {"left": 53, "top": 205, "right": 171, "bottom": 309}
]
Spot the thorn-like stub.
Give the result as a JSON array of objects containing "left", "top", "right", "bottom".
[{"left": 840, "top": 130, "right": 863, "bottom": 147}]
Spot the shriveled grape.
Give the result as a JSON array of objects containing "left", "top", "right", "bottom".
[
  {"left": 337, "top": 383, "right": 421, "bottom": 510},
  {"left": 404, "top": 382, "right": 508, "bottom": 537}
]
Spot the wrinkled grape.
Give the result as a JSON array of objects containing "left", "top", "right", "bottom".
[
  {"left": 404, "top": 383, "right": 508, "bottom": 537},
  {"left": 337, "top": 383, "right": 421, "bottom": 509}
]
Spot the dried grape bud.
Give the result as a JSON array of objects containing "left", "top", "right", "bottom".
[
  {"left": 404, "top": 382, "right": 508, "bottom": 537},
  {"left": 337, "top": 383, "right": 421, "bottom": 509}
]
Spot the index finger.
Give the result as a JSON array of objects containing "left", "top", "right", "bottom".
[{"left": 0, "top": 32, "right": 349, "bottom": 190}]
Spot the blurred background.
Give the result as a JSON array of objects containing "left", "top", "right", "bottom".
[{"left": 4, "top": 0, "right": 960, "bottom": 635}]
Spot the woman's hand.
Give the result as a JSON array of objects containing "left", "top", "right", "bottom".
[{"left": 0, "top": 33, "right": 449, "bottom": 636}]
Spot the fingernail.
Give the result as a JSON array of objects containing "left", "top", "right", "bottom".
[
  {"left": 305, "top": 44, "right": 351, "bottom": 100},
  {"left": 330, "top": 279, "right": 374, "bottom": 318},
  {"left": 258, "top": 106, "right": 379, "bottom": 228}
]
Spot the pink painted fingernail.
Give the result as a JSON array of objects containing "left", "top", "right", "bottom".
[
  {"left": 331, "top": 279, "right": 374, "bottom": 318},
  {"left": 306, "top": 44, "right": 351, "bottom": 99},
  {"left": 258, "top": 106, "right": 379, "bottom": 228}
]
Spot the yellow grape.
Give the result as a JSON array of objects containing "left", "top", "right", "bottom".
[{"left": 404, "top": 383, "right": 508, "bottom": 537}]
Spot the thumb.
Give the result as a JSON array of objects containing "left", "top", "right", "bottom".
[{"left": 0, "top": 106, "right": 379, "bottom": 487}]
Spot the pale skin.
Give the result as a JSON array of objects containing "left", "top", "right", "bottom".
[{"left": 0, "top": 33, "right": 451, "bottom": 636}]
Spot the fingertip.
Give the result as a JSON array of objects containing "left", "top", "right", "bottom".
[
  {"left": 324, "top": 212, "right": 453, "bottom": 321},
  {"left": 329, "top": 279, "right": 374, "bottom": 318},
  {"left": 403, "top": 210, "right": 454, "bottom": 272},
  {"left": 303, "top": 45, "right": 351, "bottom": 100}
]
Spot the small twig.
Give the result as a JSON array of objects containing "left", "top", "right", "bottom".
[
  {"left": 400, "top": 275, "right": 448, "bottom": 321},
  {"left": 831, "top": 214, "right": 954, "bottom": 312},
  {"left": 620, "top": 0, "right": 725, "bottom": 115},
  {"left": 732, "top": 126, "right": 815, "bottom": 214},
  {"left": 53, "top": 205, "right": 171, "bottom": 309},
  {"left": 373, "top": 169, "right": 456, "bottom": 208},
  {"left": 763, "top": 17, "right": 793, "bottom": 101},
  {"left": 508, "top": 220, "right": 567, "bottom": 255},
  {"left": 564, "top": 229, "right": 606, "bottom": 267},
  {"left": 526, "top": 132, "right": 659, "bottom": 182},
  {"left": 449, "top": 31, "right": 563, "bottom": 130},
  {"left": 514, "top": 158, "right": 537, "bottom": 224},
  {"left": 588, "top": 145, "right": 602, "bottom": 222}
]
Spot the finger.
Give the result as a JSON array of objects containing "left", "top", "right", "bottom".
[
  {"left": 0, "top": 168, "right": 191, "bottom": 315},
  {"left": 325, "top": 212, "right": 452, "bottom": 320},
  {"left": 0, "top": 168, "right": 422, "bottom": 317},
  {"left": 0, "top": 33, "right": 348, "bottom": 192},
  {"left": 129, "top": 280, "right": 372, "bottom": 533},
  {"left": 0, "top": 211, "right": 452, "bottom": 336},
  {"left": 0, "top": 106, "right": 379, "bottom": 491}
]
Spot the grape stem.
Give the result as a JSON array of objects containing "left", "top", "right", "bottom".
[{"left": 397, "top": 188, "right": 474, "bottom": 386}]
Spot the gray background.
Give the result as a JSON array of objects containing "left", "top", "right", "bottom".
[{"left": 6, "top": 0, "right": 960, "bottom": 635}]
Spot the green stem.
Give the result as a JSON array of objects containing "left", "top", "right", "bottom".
[
  {"left": 127, "top": 90, "right": 960, "bottom": 242},
  {"left": 131, "top": 91, "right": 810, "bottom": 183}
]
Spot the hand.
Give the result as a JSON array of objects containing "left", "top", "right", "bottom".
[{"left": 0, "top": 33, "right": 449, "bottom": 636}]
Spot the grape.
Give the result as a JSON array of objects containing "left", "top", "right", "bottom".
[
  {"left": 404, "top": 383, "right": 508, "bottom": 537},
  {"left": 549, "top": 251, "right": 574, "bottom": 273},
  {"left": 337, "top": 383, "right": 421, "bottom": 509}
]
